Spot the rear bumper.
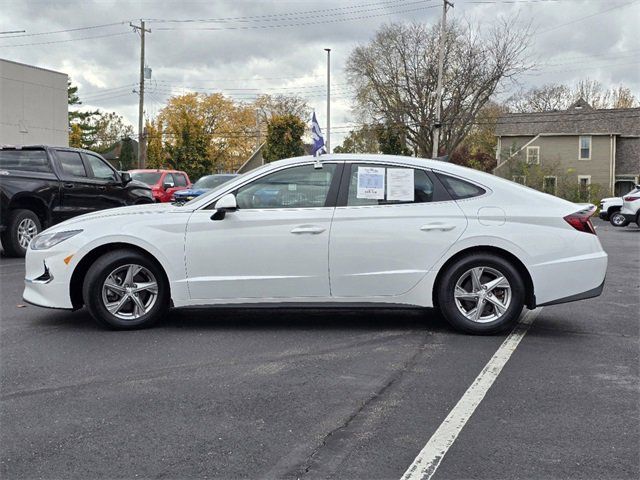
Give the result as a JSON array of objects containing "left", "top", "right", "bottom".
[
  {"left": 529, "top": 249, "right": 607, "bottom": 306},
  {"left": 538, "top": 278, "right": 605, "bottom": 306}
]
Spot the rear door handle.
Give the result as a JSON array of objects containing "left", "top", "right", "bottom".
[
  {"left": 63, "top": 183, "right": 74, "bottom": 189},
  {"left": 420, "top": 223, "right": 456, "bottom": 232},
  {"left": 290, "top": 225, "right": 326, "bottom": 235},
  {"left": 97, "top": 186, "right": 107, "bottom": 190}
]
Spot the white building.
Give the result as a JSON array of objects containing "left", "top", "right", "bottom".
[{"left": 0, "top": 59, "right": 68, "bottom": 146}]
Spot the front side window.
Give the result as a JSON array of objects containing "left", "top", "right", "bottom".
[
  {"left": 174, "top": 174, "right": 188, "bottom": 187},
  {"left": 56, "top": 151, "right": 87, "bottom": 177},
  {"left": 235, "top": 164, "right": 337, "bottom": 209},
  {"left": 579, "top": 136, "right": 591, "bottom": 160},
  {"left": 163, "top": 173, "right": 175, "bottom": 187},
  {"left": 526, "top": 146, "right": 540, "bottom": 165},
  {"left": 346, "top": 164, "right": 435, "bottom": 206},
  {"left": 84, "top": 154, "right": 116, "bottom": 181}
]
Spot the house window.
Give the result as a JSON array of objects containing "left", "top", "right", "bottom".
[
  {"left": 578, "top": 175, "right": 591, "bottom": 201},
  {"left": 512, "top": 175, "right": 526, "bottom": 185},
  {"left": 526, "top": 146, "right": 540, "bottom": 164},
  {"left": 579, "top": 136, "right": 591, "bottom": 160},
  {"left": 543, "top": 176, "right": 557, "bottom": 195}
]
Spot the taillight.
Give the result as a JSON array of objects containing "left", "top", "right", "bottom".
[
  {"left": 623, "top": 196, "right": 639, "bottom": 202},
  {"left": 564, "top": 209, "right": 596, "bottom": 235}
]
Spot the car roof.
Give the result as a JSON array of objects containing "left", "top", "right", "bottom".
[{"left": 0, "top": 144, "right": 102, "bottom": 155}]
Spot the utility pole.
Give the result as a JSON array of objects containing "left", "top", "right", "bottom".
[
  {"left": 432, "top": 1, "right": 453, "bottom": 159},
  {"left": 325, "top": 48, "right": 331, "bottom": 153},
  {"left": 131, "top": 20, "right": 151, "bottom": 168}
]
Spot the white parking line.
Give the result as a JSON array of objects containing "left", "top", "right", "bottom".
[{"left": 401, "top": 308, "right": 542, "bottom": 480}]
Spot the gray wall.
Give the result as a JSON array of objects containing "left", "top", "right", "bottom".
[{"left": 0, "top": 59, "right": 68, "bottom": 146}]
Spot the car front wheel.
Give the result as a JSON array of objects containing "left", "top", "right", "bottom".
[
  {"left": 82, "top": 249, "right": 170, "bottom": 329},
  {"left": 610, "top": 212, "right": 629, "bottom": 227},
  {"left": 437, "top": 254, "right": 525, "bottom": 334}
]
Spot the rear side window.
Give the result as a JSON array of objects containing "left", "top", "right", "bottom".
[
  {"left": 56, "top": 151, "right": 87, "bottom": 177},
  {"left": 437, "top": 173, "right": 486, "bottom": 200},
  {"left": 0, "top": 150, "right": 51, "bottom": 172},
  {"left": 174, "top": 174, "right": 188, "bottom": 187}
]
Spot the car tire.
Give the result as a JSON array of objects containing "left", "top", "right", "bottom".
[
  {"left": 610, "top": 212, "right": 629, "bottom": 227},
  {"left": 0, "top": 209, "right": 42, "bottom": 257},
  {"left": 82, "top": 249, "right": 170, "bottom": 329},
  {"left": 437, "top": 254, "right": 526, "bottom": 335}
]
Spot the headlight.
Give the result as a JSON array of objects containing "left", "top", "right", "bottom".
[{"left": 31, "top": 230, "right": 83, "bottom": 250}]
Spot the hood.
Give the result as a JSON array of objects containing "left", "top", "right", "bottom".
[{"left": 44, "top": 203, "right": 188, "bottom": 232}]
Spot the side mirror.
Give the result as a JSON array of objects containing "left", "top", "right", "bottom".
[
  {"left": 163, "top": 182, "right": 174, "bottom": 190},
  {"left": 120, "top": 172, "right": 132, "bottom": 185},
  {"left": 210, "top": 193, "right": 237, "bottom": 221}
]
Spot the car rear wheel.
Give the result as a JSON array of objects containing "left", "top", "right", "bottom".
[
  {"left": 82, "top": 249, "right": 170, "bottom": 329},
  {"left": 1, "top": 209, "right": 42, "bottom": 257},
  {"left": 437, "top": 254, "right": 525, "bottom": 334},
  {"left": 610, "top": 212, "right": 629, "bottom": 227}
]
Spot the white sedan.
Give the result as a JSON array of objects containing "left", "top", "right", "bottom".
[{"left": 23, "top": 154, "right": 607, "bottom": 334}]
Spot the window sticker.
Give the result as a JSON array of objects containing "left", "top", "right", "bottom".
[
  {"left": 387, "top": 168, "right": 414, "bottom": 201},
  {"left": 357, "top": 166, "right": 385, "bottom": 199}
]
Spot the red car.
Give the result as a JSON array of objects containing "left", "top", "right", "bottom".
[{"left": 129, "top": 169, "right": 191, "bottom": 203}]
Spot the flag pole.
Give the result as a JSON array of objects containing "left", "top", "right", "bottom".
[{"left": 325, "top": 48, "right": 331, "bottom": 154}]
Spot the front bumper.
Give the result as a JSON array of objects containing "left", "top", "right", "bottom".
[{"left": 23, "top": 246, "right": 76, "bottom": 309}]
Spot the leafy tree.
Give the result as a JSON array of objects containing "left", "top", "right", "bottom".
[
  {"left": 263, "top": 114, "right": 305, "bottom": 162},
  {"left": 157, "top": 92, "right": 255, "bottom": 177},
  {"left": 346, "top": 19, "right": 532, "bottom": 157},
  {"left": 334, "top": 125, "right": 379, "bottom": 153},
  {"left": 145, "top": 119, "right": 165, "bottom": 169},
  {"left": 119, "top": 137, "right": 136, "bottom": 170},
  {"left": 376, "top": 123, "right": 412, "bottom": 156}
]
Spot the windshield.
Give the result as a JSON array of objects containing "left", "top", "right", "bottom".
[
  {"left": 194, "top": 175, "right": 236, "bottom": 189},
  {"left": 131, "top": 172, "right": 162, "bottom": 185}
]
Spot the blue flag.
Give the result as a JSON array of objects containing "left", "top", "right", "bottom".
[{"left": 311, "top": 111, "right": 326, "bottom": 157}]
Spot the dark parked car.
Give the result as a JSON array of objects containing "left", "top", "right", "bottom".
[
  {"left": 0, "top": 145, "right": 154, "bottom": 257},
  {"left": 172, "top": 174, "right": 238, "bottom": 203}
]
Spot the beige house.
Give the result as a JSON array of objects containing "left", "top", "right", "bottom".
[{"left": 494, "top": 99, "right": 639, "bottom": 197}]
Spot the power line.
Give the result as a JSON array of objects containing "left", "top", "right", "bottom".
[
  {"left": 155, "top": 5, "right": 439, "bottom": 32},
  {"left": 534, "top": 0, "right": 639, "bottom": 35},
  {"left": 0, "top": 31, "right": 131, "bottom": 48},
  {"left": 0, "top": 21, "right": 127, "bottom": 38},
  {"left": 146, "top": 0, "right": 428, "bottom": 23}
]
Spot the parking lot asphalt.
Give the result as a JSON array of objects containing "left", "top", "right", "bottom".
[{"left": 0, "top": 220, "right": 638, "bottom": 480}]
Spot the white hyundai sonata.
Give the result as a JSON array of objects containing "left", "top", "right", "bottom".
[{"left": 23, "top": 154, "right": 607, "bottom": 334}]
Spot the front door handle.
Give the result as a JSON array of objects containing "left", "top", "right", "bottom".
[
  {"left": 420, "top": 223, "right": 456, "bottom": 232},
  {"left": 290, "top": 225, "right": 326, "bottom": 235},
  {"left": 97, "top": 186, "right": 107, "bottom": 190},
  {"left": 63, "top": 183, "right": 74, "bottom": 189}
]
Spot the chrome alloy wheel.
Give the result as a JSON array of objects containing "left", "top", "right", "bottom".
[
  {"left": 611, "top": 212, "right": 627, "bottom": 226},
  {"left": 101, "top": 264, "right": 158, "bottom": 320},
  {"left": 17, "top": 218, "right": 38, "bottom": 249},
  {"left": 454, "top": 266, "right": 512, "bottom": 323}
]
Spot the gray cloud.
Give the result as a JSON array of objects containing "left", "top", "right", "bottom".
[{"left": 1, "top": 0, "right": 638, "bottom": 145}]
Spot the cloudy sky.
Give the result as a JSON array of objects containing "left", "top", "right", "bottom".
[{"left": 1, "top": 0, "right": 638, "bottom": 147}]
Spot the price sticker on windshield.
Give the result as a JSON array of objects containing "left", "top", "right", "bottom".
[{"left": 357, "top": 166, "right": 385, "bottom": 199}]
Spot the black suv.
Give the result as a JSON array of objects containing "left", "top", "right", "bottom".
[{"left": 0, "top": 145, "right": 154, "bottom": 257}]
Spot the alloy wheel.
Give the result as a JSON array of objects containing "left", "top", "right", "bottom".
[
  {"left": 101, "top": 264, "right": 158, "bottom": 320},
  {"left": 611, "top": 213, "right": 626, "bottom": 226},
  {"left": 17, "top": 218, "right": 38, "bottom": 249},
  {"left": 453, "top": 266, "right": 512, "bottom": 323}
]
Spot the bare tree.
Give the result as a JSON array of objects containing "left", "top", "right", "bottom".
[
  {"left": 346, "top": 18, "right": 532, "bottom": 157},
  {"left": 508, "top": 79, "right": 638, "bottom": 112}
]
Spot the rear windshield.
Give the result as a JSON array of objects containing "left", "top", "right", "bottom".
[
  {"left": 0, "top": 150, "right": 51, "bottom": 172},
  {"left": 131, "top": 172, "right": 162, "bottom": 185}
]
